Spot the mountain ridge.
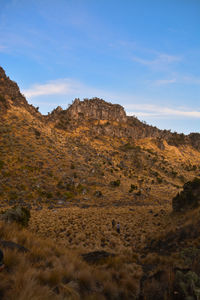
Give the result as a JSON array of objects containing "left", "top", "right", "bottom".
[
  {"left": 0, "top": 66, "right": 200, "bottom": 210},
  {"left": 1, "top": 65, "right": 200, "bottom": 151}
]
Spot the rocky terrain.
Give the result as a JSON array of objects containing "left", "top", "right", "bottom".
[
  {"left": 0, "top": 66, "right": 200, "bottom": 210},
  {"left": 1, "top": 66, "right": 200, "bottom": 299}
]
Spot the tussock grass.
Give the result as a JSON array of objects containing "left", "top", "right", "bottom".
[{"left": 0, "top": 220, "right": 142, "bottom": 299}]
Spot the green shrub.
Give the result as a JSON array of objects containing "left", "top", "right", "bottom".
[
  {"left": 64, "top": 191, "right": 74, "bottom": 199},
  {"left": 174, "top": 270, "right": 200, "bottom": 300}
]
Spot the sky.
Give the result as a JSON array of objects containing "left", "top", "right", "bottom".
[{"left": 0, "top": 0, "right": 200, "bottom": 134}]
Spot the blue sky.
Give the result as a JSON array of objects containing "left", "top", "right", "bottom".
[{"left": 0, "top": 0, "right": 200, "bottom": 134}]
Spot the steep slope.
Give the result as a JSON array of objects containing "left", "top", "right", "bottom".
[
  {"left": 0, "top": 67, "right": 40, "bottom": 117},
  {"left": 1, "top": 66, "right": 200, "bottom": 300},
  {"left": 0, "top": 66, "right": 200, "bottom": 210}
]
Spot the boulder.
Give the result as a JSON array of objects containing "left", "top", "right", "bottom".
[
  {"left": 81, "top": 250, "right": 115, "bottom": 264},
  {"left": 0, "top": 206, "right": 31, "bottom": 226},
  {"left": 172, "top": 178, "right": 200, "bottom": 212},
  {"left": 0, "top": 240, "right": 29, "bottom": 253}
]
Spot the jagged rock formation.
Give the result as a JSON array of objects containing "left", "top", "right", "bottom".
[
  {"left": 47, "top": 98, "right": 200, "bottom": 150},
  {"left": 67, "top": 98, "right": 127, "bottom": 122},
  {"left": 47, "top": 98, "right": 163, "bottom": 140},
  {"left": 0, "top": 66, "right": 39, "bottom": 116}
]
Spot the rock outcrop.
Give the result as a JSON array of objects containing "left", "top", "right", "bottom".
[
  {"left": 0, "top": 66, "right": 40, "bottom": 116},
  {"left": 172, "top": 178, "right": 200, "bottom": 212},
  {"left": 47, "top": 98, "right": 200, "bottom": 149}
]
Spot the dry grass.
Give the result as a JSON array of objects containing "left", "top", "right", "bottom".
[
  {"left": 0, "top": 221, "right": 142, "bottom": 299},
  {"left": 0, "top": 102, "right": 200, "bottom": 299},
  {"left": 28, "top": 205, "right": 172, "bottom": 253}
]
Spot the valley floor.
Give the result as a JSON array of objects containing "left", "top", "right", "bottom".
[{"left": 28, "top": 204, "right": 172, "bottom": 253}]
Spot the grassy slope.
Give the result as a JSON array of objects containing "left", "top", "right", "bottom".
[
  {"left": 1, "top": 106, "right": 200, "bottom": 299},
  {"left": 1, "top": 107, "right": 200, "bottom": 208}
]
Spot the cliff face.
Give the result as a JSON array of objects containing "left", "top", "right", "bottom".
[
  {"left": 47, "top": 98, "right": 165, "bottom": 140},
  {"left": 66, "top": 98, "right": 127, "bottom": 122},
  {"left": 47, "top": 98, "right": 200, "bottom": 150}
]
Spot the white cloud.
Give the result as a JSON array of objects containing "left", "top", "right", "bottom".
[
  {"left": 23, "top": 78, "right": 200, "bottom": 120},
  {"left": 125, "top": 104, "right": 200, "bottom": 119},
  {"left": 23, "top": 78, "right": 118, "bottom": 101},
  {"left": 151, "top": 75, "right": 200, "bottom": 86},
  {"left": 153, "top": 78, "right": 177, "bottom": 86},
  {"left": 131, "top": 53, "right": 181, "bottom": 69},
  {"left": 23, "top": 79, "right": 84, "bottom": 98}
]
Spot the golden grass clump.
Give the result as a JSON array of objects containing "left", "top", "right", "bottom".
[{"left": 0, "top": 220, "right": 144, "bottom": 299}]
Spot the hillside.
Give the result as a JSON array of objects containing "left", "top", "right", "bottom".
[
  {"left": 1, "top": 66, "right": 200, "bottom": 299},
  {"left": 0, "top": 66, "right": 200, "bottom": 210}
]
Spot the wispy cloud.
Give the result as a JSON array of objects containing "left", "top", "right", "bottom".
[
  {"left": 181, "top": 75, "right": 200, "bottom": 85},
  {"left": 125, "top": 104, "right": 200, "bottom": 119},
  {"left": 151, "top": 74, "right": 200, "bottom": 86},
  {"left": 153, "top": 78, "right": 177, "bottom": 86},
  {"left": 23, "top": 79, "right": 78, "bottom": 98},
  {"left": 22, "top": 78, "right": 112, "bottom": 100},
  {"left": 131, "top": 53, "right": 182, "bottom": 70},
  {"left": 23, "top": 79, "right": 200, "bottom": 120}
]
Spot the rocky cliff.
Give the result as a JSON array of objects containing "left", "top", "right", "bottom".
[
  {"left": 47, "top": 98, "right": 200, "bottom": 150},
  {"left": 67, "top": 98, "right": 127, "bottom": 122},
  {"left": 0, "top": 67, "right": 39, "bottom": 116}
]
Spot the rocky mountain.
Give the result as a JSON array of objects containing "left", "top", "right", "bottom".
[
  {"left": 2, "top": 66, "right": 200, "bottom": 300},
  {"left": 0, "top": 67, "right": 40, "bottom": 116},
  {"left": 46, "top": 96, "right": 200, "bottom": 150},
  {"left": 0, "top": 66, "right": 200, "bottom": 209}
]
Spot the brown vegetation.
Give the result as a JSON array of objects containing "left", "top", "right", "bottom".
[{"left": 1, "top": 66, "right": 200, "bottom": 299}]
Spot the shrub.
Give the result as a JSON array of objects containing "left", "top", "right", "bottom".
[
  {"left": 172, "top": 177, "right": 200, "bottom": 212},
  {"left": 120, "top": 143, "right": 136, "bottom": 152},
  {"left": 64, "top": 191, "right": 74, "bottom": 199},
  {"left": 0, "top": 94, "right": 6, "bottom": 103},
  {"left": 129, "top": 184, "right": 137, "bottom": 193},
  {"left": 110, "top": 180, "right": 120, "bottom": 187},
  {"left": 0, "top": 160, "right": 4, "bottom": 170},
  {"left": 1, "top": 206, "right": 31, "bottom": 227},
  {"left": 174, "top": 270, "right": 200, "bottom": 300}
]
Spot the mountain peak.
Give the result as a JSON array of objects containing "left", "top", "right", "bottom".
[{"left": 0, "top": 66, "right": 39, "bottom": 116}]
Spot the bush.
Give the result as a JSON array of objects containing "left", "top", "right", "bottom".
[
  {"left": 129, "top": 184, "right": 138, "bottom": 193},
  {"left": 172, "top": 177, "right": 200, "bottom": 212},
  {"left": 64, "top": 191, "right": 74, "bottom": 199},
  {"left": 0, "top": 94, "right": 6, "bottom": 103},
  {"left": 0, "top": 160, "right": 4, "bottom": 170},
  {"left": 110, "top": 180, "right": 120, "bottom": 187},
  {"left": 1, "top": 206, "right": 31, "bottom": 227},
  {"left": 174, "top": 270, "right": 200, "bottom": 300}
]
